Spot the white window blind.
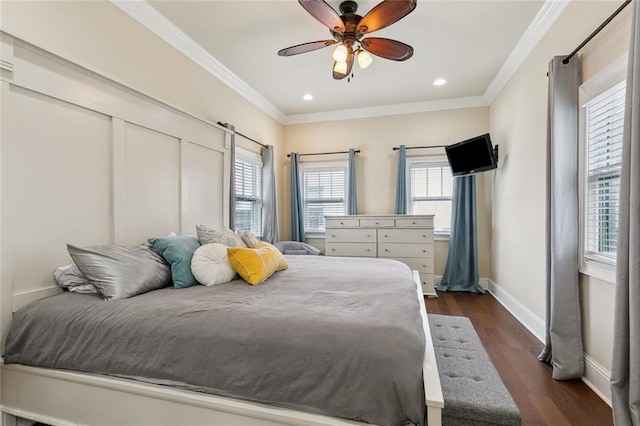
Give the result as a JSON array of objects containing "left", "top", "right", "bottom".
[
  {"left": 302, "top": 164, "right": 346, "bottom": 233},
  {"left": 584, "top": 81, "right": 625, "bottom": 262},
  {"left": 235, "top": 156, "right": 262, "bottom": 236},
  {"left": 408, "top": 159, "right": 453, "bottom": 233}
]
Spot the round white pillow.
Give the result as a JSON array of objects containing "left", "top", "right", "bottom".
[{"left": 191, "top": 243, "right": 236, "bottom": 286}]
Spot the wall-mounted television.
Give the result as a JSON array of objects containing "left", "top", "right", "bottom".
[{"left": 445, "top": 133, "right": 498, "bottom": 176}]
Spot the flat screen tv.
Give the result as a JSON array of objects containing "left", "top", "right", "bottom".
[{"left": 445, "top": 133, "right": 497, "bottom": 176}]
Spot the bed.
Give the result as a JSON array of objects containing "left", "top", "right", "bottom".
[
  {"left": 0, "top": 34, "right": 442, "bottom": 426},
  {"left": 2, "top": 256, "right": 444, "bottom": 426}
]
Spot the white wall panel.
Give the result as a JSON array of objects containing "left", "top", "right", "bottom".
[
  {"left": 121, "top": 122, "right": 181, "bottom": 245},
  {"left": 182, "top": 141, "right": 225, "bottom": 236},
  {"left": 2, "top": 86, "right": 112, "bottom": 296}
]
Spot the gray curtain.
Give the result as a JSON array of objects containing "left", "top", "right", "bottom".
[
  {"left": 395, "top": 145, "right": 407, "bottom": 214},
  {"left": 347, "top": 148, "right": 357, "bottom": 215},
  {"left": 437, "top": 175, "right": 483, "bottom": 293},
  {"left": 227, "top": 123, "right": 237, "bottom": 231},
  {"left": 611, "top": 2, "right": 640, "bottom": 424},
  {"left": 537, "top": 55, "right": 584, "bottom": 380},
  {"left": 261, "top": 145, "right": 279, "bottom": 243},
  {"left": 290, "top": 152, "right": 305, "bottom": 242}
]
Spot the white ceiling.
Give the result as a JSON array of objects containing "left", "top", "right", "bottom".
[{"left": 116, "top": 0, "right": 565, "bottom": 124}]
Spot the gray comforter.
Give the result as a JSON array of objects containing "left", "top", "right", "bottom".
[{"left": 4, "top": 256, "right": 426, "bottom": 425}]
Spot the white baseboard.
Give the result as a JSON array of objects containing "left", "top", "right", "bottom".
[
  {"left": 487, "top": 279, "right": 545, "bottom": 342},
  {"left": 487, "top": 279, "right": 612, "bottom": 407}
]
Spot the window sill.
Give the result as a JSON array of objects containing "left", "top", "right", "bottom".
[
  {"left": 580, "top": 259, "right": 616, "bottom": 284},
  {"left": 304, "top": 233, "right": 326, "bottom": 240},
  {"left": 434, "top": 233, "right": 450, "bottom": 242}
]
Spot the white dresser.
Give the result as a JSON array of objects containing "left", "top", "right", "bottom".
[{"left": 324, "top": 215, "right": 436, "bottom": 296}]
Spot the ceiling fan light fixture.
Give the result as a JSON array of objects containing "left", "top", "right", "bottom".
[
  {"left": 333, "top": 61, "right": 348, "bottom": 75},
  {"left": 357, "top": 50, "right": 373, "bottom": 69},
  {"left": 332, "top": 44, "right": 349, "bottom": 62}
]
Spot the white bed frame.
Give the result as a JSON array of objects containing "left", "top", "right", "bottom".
[
  {"left": 0, "top": 32, "right": 443, "bottom": 425},
  {"left": 1, "top": 273, "right": 443, "bottom": 426}
]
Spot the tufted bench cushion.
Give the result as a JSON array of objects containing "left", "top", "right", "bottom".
[{"left": 429, "top": 314, "right": 521, "bottom": 426}]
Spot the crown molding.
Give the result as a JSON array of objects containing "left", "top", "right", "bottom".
[
  {"left": 110, "top": 0, "right": 286, "bottom": 124},
  {"left": 483, "top": 0, "right": 569, "bottom": 104},
  {"left": 112, "top": 0, "right": 566, "bottom": 126},
  {"left": 283, "top": 96, "right": 488, "bottom": 125}
]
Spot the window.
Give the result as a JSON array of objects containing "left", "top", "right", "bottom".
[
  {"left": 582, "top": 80, "right": 624, "bottom": 274},
  {"left": 235, "top": 150, "right": 262, "bottom": 236},
  {"left": 301, "top": 162, "right": 347, "bottom": 234},
  {"left": 407, "top": 157, "right": 453, "bottom": 234}
]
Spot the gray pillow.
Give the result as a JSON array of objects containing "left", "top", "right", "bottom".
[
  {"left": 272, "top": 241, "right": 321, "bottom": 255},
  {"left": 53, "top": 264, "right": 99, "bottom": 294},
  {"left": 67, "top": 244, "right": 171, "bottom": 301}
]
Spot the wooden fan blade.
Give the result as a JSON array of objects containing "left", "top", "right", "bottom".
[
  {"left": 360, "top": 37, "right": 413, "bottom": 61},
  {"left": 332, "top": 54, "right": 354, "bottom": 80},
  {"left": 299, "top": 0, "right": 345, "bottom": 34},
  {"left": 278, "top": 40, "right": 336, "bottom": 56},
  {"left": 356, "top": 0, "right": 417, "bottom": 35}
]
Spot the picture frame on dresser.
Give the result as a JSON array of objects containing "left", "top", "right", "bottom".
[{"left": 324, "top": 215, "right": 436, "bottom": 297}]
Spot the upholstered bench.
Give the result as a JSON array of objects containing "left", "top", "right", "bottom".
[{"left": 428, "top": 314, "right": 521, "bottom": 426}]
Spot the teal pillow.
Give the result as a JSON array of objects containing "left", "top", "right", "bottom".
[{"left": 148, "top": 235, "right": 201, "bottom": 289}]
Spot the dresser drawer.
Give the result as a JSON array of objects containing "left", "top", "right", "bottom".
[
  {"left": 326, "top": 228, "right": 376, "bottom": 243},
  {"left": 395, "top": 217, "right": 434, "bottom": 228},
  {"left": 393, "top": 257, "right": 434, "bottom": 274},
  {"left": 325, "top": 242, "right": 376, "bottom": 257},
  {"left": 419, "top": 273, "right": 436, "bottom": 296},
  {"left": 378, "top": 229, "right": 433, "bottom": 244},
  {"left": 359, "top": 218, "right": 394, "bottom": 227},
  {"left": 378, "top": 243, "right": 433, "bottom": 258},
  {"left": 325, "top": 217, "right": 360, "bottom": 228}
]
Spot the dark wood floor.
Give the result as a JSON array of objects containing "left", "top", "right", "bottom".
[{"left": 426, "top": 291, "right": 612, "bottom": 426}]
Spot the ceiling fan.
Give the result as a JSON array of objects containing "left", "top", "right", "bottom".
[{"left": 278, "top": 0, "right": 416, "bottom": 80}]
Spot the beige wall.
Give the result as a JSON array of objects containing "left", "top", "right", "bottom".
[
  {"left": 489, "top": 0, "right": 631, "bottom": 394},
  {"left": 283, "top": 108, "right": 491, "bottom": 277},
  {"left": 0, "top": 0, "right": 285, "bottom": 208}
]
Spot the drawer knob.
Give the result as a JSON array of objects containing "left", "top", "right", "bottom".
[
  {"left": 332, "top": 235, "right": 336, "bottom": 238},
  {"left": 384, "top": 234, "right": 388, "bottom": 238},
  {"left": 331, "top": 248, "right": 335, "bottom": 251},
  {"left": 422, "top": 235, "right": 426, "bottom": 238},
  {"left": 422, "top": 250, "right": 427, "bottom": 253},
  {"left": 367, "top": 249, "right": 371, "bottom": 252},
  {"left": 375, "top": 222, "right": 379, "bottom": 225},
  {"left": 340, "top": 222, "right": 344, "bottom": 225},
  {"left": 367, "top": 234, "right": 372, "bottom": 238},
  {"left": 385, "top": 249, "right": 389, "bottom": 252},
  {"left": 413, "top": 221, "right": 416, "bottom": 224}
]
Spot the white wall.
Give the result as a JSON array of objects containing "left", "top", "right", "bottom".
[
  {"left": 489, "top": 0, "right": 631, "bottom": 403},
  {"left": 283, "top": 108, "right": 492, "bottom": 277}
]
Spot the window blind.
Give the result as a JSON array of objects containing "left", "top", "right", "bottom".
[
  {"left": 409, "top": 161, "right": 453, "bottom": 233},
  {"left": 235, "top": 158, "right": 262, "bottom": 236},
  {"left": 584, "top": 81, "right": 625, "bottom": 260},
  {"left": 303, "top": 167, "right": 346, "bottom": 233}
]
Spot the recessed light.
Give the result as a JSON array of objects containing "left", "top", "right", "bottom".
[
  {"left": 433, "top": 79, "right": 447, "bottom": 86},
  {"left": 303, "top": 94, "right": 314, "bottom": 101}
]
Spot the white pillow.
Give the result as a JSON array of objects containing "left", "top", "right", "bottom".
[{"left": 191, "top": 243, "right": 236, "bottom": 286}]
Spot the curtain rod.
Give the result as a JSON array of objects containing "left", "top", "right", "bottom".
[
  {"left": 562, "top": 0, "right": 631, "bottom": 64},
  {"left": 392, "top": 145, "right": 447, "bottom": 151},
  {"left": 286, "top": 149, "right": 361, "bottom": 158},
  {"left": 217, "top": 122, "right": 267, "bottom": 148}
]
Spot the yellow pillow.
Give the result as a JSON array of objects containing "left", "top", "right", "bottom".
[
  {"left": 255, "top": 241, "right": 288, "bottom": 270},
  {"left": 227, "top": 243, "right": 288, "bottom": 286}
]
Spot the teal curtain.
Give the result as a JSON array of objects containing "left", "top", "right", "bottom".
[
  {"left": 611, "top": 2, "right": 640, "bottom": 423},
  {"left": 394, "top": 145, "right": 407, "bottom": 214},
  {"left": 290, "top": 153, "right": 305, "bottom": 242},
  {"left": 437, "top": 175, "right": 483, "bottom": 294},
  {"left": 347, "top": 148, "right": 357, "bottom": 215},
  {"left": 261, "top": 145, "right": 279, "bottom": 243}
]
